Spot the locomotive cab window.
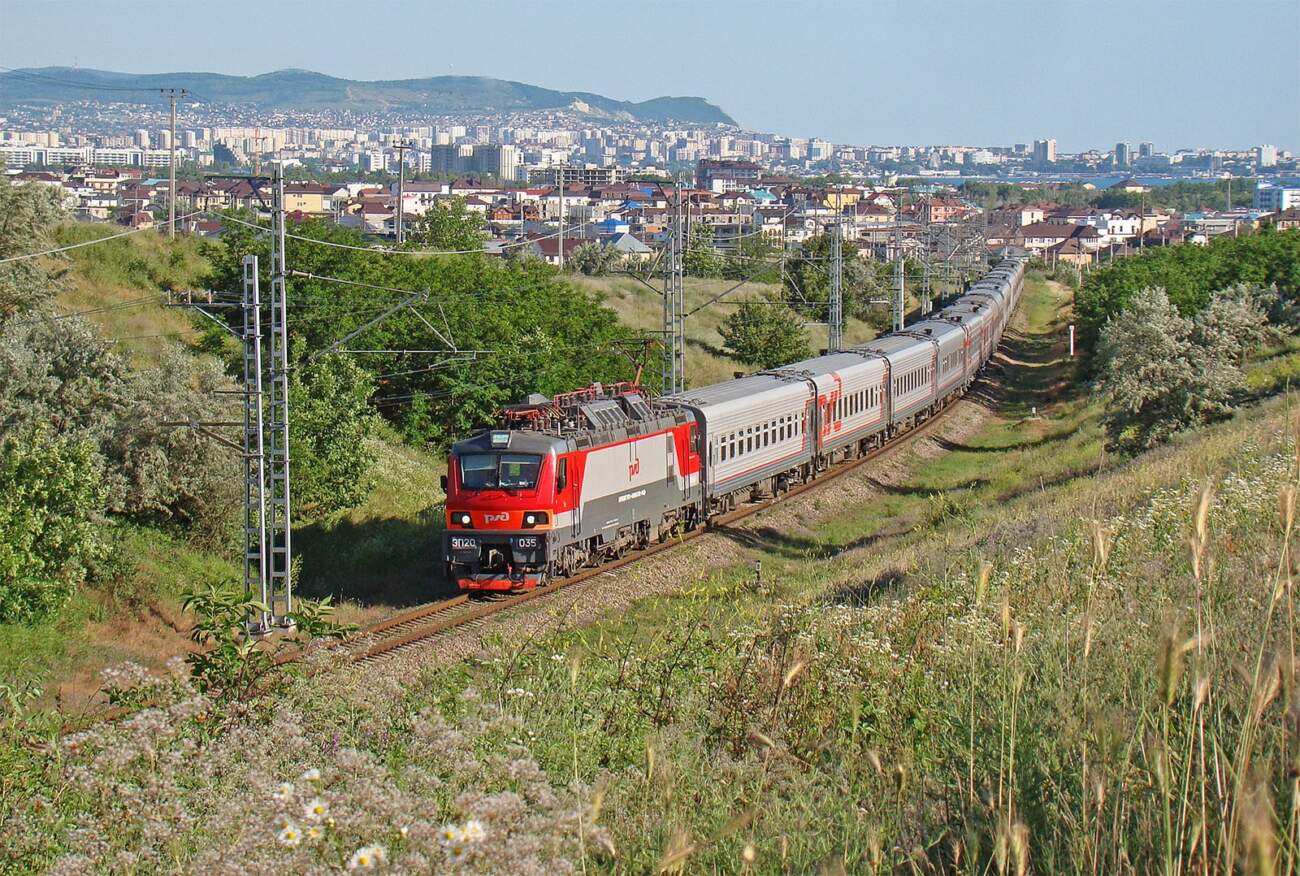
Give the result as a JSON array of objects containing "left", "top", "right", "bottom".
[{"left": 458, "top": 453, "right": 542, "bottom": 491}]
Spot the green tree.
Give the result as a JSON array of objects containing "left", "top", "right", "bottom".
[
  {"left": 204, "top": 218, "right": 638, "bottom": 447},
  {"left": 0, "top": 429, "right": 107, "bottom": 624},
  {"left": 0, "top": 174, "right": 67, "bottom": 318},
  {"left": 569, "top": 242, "right": 621, "bottom": 276},
  {"left": 408, "top": 198, "right": 487, "bottom": 252},
  {"left": 719, "top": 300, "right": 812, "bottom": 370},
  {"left": 289, "top": 354, "right": 378, "bottom": 516},
  {"left": 1076, "top": 228, "right": 1300, "bottom": 360},
  {"left": 1097, "top": 286, "right": 1268, "bottom": 453},
  {"left": 684, "top": 223, "right": 724, "bottom": 278},
  {"left": 784, "top": 234, "right": 890, "bottom": 321}
]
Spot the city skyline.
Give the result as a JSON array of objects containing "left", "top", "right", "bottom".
[{"left": 1, "top": 0, "right": 1296, "bottom": 153}]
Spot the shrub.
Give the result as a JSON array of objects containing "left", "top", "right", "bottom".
[
  {"left": 568, "top": 242, "right": 621, "bottom": 277},
  {"left": 0, "top": 317, "right": 241, "bottom": 545},
  {"left": 0, "top": 176, "right": 67, "bottom": 318},
  {"left": 719, "top": 300, "right": 812, "bottom": 370},
  {"left": 1076, "top": 227, "right": 1300, "bottom": 358},
  {"left": 0, "top": 429, "right": 107, "bottom": 623},
  {"left": 1097, "top": 285, "right": 1269, "bottom": 453}
]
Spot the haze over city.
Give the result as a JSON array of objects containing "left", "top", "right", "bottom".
[{"left": 2, "top": 0, "right": 1297, "bottom": 151}]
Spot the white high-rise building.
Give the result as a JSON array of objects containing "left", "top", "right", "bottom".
[
  {"left": 1256, "top": 144, "right": 1278, "bottom": 167},
  {"left": 1254, "top": 182, "right": 1300, "bottom": 211}
]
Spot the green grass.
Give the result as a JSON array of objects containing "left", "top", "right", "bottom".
[
  {"left": 0, "top": 526, "right": 237, "bottom": 708},
  {"left": 293, "top": 425, "right": 448, "bottom": 612}
]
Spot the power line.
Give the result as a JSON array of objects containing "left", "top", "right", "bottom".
[
  {"left": 0, "top": 213, "right": 204, "bottom": 265},
  {"left": 0, "top": 66, "right": 166, "bottom": 94},
  {"left": 2, "top": 295, "right": 164, "bottom": 327}
]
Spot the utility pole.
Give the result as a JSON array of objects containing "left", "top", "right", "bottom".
[
  {"left": 557, "top": 176, "right": 565, "bottom": 270},
  {"left": 662, "top": 178, "right": 685, "bottom": 394},
  {"left": 162, "top": 88, "right": 188, "bottom": 239},
  {"left": 393, "top": 139, "right": 415, "bottom": 244},
  {"left": 241, "top": 256, "right": 270, "bottom": 631},
  {"left": 265, "top": 163, "right": 294, "bottom": 630},
  {"left": 828, "top": 189, "right": 843, "bottom": 352},
  {"left": 892, "top": 192, "right": 906, "bottom": 332}
]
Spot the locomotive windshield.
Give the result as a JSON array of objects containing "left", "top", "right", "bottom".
[{"left": 459, "top": 453, "right": 543, "bottom": 490}]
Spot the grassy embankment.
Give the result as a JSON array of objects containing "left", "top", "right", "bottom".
[{"left": 18, "top": 274, "right": 1298, "bottom": 871}]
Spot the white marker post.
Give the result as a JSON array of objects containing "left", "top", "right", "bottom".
[{"left": 1069, "top": 324, "right": 1075, "bottom": 357}]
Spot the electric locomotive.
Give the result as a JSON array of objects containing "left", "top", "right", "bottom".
[{"left": 442, "top": 383, "right": 702, "bottom": 590}]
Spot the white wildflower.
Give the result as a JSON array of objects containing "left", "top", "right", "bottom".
[
  {"left": 347, "top": 845, "right": 385, "bottom": 869},
  {"left": 277, "top": 823, "right": 302, "bottom": 847},
  {"left": 462, "top": 819, "right": 485, "bottom": 842},
  {"left": 300, "top": 767, "right": 321, "bottom": 782},
  {"left": 272, "top": 782, "right": 295, "bottom": 802},
  {"left": 447, "top": 841, "right": 469, "bottom": 863},
  {"left": 303, "top": 797, "right": 329, "bottom": 821},
  {"left": 438, "top": 823, "right": 464, "bottom": 845}
]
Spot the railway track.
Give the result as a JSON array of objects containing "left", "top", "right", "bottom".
[{"left": 339, "top": 393, "right": 968, "bottom": 665}]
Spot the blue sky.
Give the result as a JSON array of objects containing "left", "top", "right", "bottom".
[{"left": 2, "top": 0, "right": 1296, "bottom": 152}]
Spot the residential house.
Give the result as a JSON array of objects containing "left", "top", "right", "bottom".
[
  {"left": 604, "top": 232, "right": 653, "bottom": 262},
  {"left": 284, "top": 182, "right": 344, "bottom": 215},
  {"left": 1273, "top": 207, "right": 1300, "bottom": 231},
  {"left": 1016, "top": 221, "right": 1101, "bottom": 252}
]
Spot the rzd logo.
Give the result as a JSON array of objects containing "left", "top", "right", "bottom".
[
  {"left": 628, "top": 458, "right": 640, "bottom": 479},
  {"left": 484, "top": 512, "right": 510, "bottom": 523}
]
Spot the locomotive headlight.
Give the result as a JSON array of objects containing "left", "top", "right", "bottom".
[
  {"left": 522, "top": 512, "right": 549, "bottom": 527},
  {"left": 453, "top": 512, "right": 472, "bottom": 526}
]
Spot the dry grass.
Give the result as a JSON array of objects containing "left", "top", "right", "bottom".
[{"left": 51, "top": 224, "right": 220, "bottom": 366}]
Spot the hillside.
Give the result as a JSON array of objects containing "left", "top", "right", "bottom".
[
  {"left": 571, "top": 274, "right": 880, "bottom": 387},
  {"left": 0, "top": 67, "right": 737, "bottom": 125},
  {"left": 14, "top": 276, "right": 1298, "bottom": 871}
]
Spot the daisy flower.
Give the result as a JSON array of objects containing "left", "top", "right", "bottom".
[
  {"left": 272, "top": 782, "right": 295, "bottom": 802},
  {"left": 306, "top": 825, "right": 323, "bottom": 842},
  {"left": 462, "top": 820, "right": 485, "bottom": 842},
  {"left": 438, "top": 823, "right": 463, "bottom": 846},
  {"left": 446, "top": 842, "right": 469, "bottom": 864},
  {"left": 303, "top": 797, "right": 329, "bottom": 821},
  {"left": 277, "top": 823, "right": 302, "bottom": 847},
  {"left": 301, "top": 767, "right": 321, "bottom": 782},
  {"left": 348, "top": 845, "right": 387, "bottom": 870}
]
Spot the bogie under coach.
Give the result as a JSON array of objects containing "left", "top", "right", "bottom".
[{"left": 442, "top": 256, "right": 1026, "bottom": 592}]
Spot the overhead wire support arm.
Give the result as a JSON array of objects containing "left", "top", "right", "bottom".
[{"left": 306, "top": 289, "right": 432, "bottom": 363}]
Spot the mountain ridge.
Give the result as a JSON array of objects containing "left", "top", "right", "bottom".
[{"left": 0, "top": 67, "right": 737, "bottom": 125}]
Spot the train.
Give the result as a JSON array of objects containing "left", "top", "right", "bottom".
[{"left": 441, "top": 256, "right": 1027, "bottom": 591}]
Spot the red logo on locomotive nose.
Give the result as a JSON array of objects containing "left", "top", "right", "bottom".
[
  {"left": 484, "top": 512, "right": 510, "bottom": 523},
  {"left": 628, "top": 459, "right": 640, "bottom": 479}
]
